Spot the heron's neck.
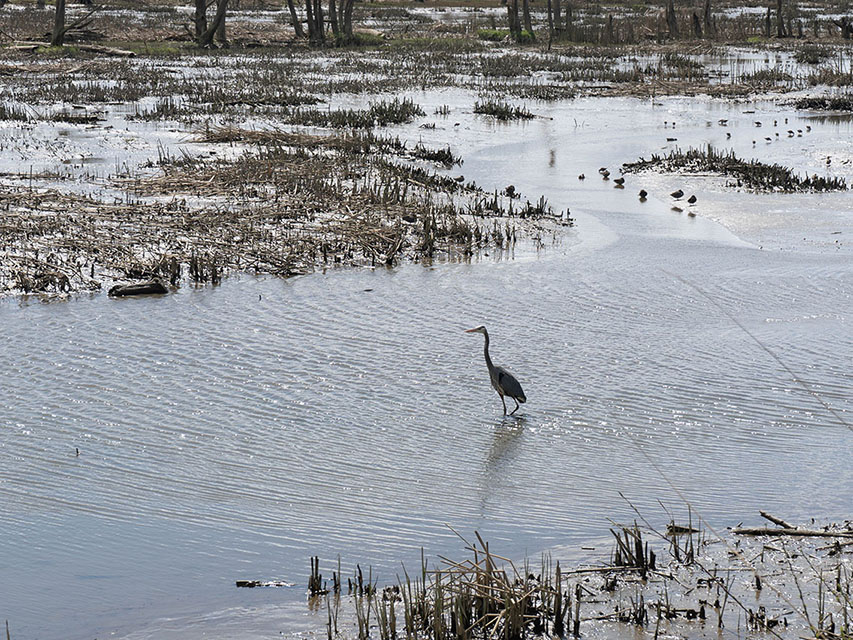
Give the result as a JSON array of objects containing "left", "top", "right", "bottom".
[{"left": 483, "top": 331, "right": 494, "bottom": 370}]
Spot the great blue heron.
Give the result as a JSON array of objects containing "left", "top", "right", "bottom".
[{"left": 465, "top": 325, "right": 527, "bottom": 415}]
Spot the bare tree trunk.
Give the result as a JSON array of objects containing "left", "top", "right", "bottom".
[
  {"left": 194, "top": 0, "right": 208, "bottom": 41},
  {"left": 776, "top": 0, "right": 786, "bottom": 37},
  {"left": 304, "top": 0, "right": 316, "bottom": 42},
  {"left": 605, "top": 13, "right": 613, "bottom": 42},
  {"left": 703, "top": 0, "right": 714, "bottom": 36},
  {"left": 342, "top": 0, "right": 354, "bottom": 39},
  {"left": 833, "top": 17, "right": 852, "bottom": 39},
  {"left": 198, "top": 0, "right": 228, "bottom": 47},
  {"left": 521, "top": 0, "right": 534, "bottom": 39},
  {"left": 312, "top": 0, "right": 324, "bottom": 42},
  {"left": 692, "top": 11, "right": 702, "bottom": 37},
  {"left": 328, "top": 0, "right": 339, "bottom": 38},
  {"left": 50, "top": 0, "right": 66, "bottom": 46},
  {"left": 552, "top": 0, "right": 561, "bottom": 32},
  {"left": 546, "top": 0, "right": 554, "bottom": 41},
  {"left": 564, "top": 1, "right": 572, "bottom": 38},
  {"left": 764, "top": 6, "right": 771, "bottom": 36},
  {"left": 286, "top": 0, "right": 304, "bottom": 37},
  {"left": 215, "top": 2, "right": 228, "bottom": 46},
  {"left": 665, "top": 0, "right": 679, "bottom": 38},
  {"left": 507, "top": 0, "right": 520, "bottom": 40}
]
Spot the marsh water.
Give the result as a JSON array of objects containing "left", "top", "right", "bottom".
[{"left": 2, "top": 92, "right": 852, "bottom": 639}]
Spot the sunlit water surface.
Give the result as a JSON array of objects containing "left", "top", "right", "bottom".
[{"left": 1, "top": 93, "right": 852, "bottom": 640}]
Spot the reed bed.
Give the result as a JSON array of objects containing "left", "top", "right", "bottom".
[
  {"left": 0, "top": 125, "right": 560, "bottom": 294},
  {"left": 302, "top": 513, "right": 852, "bottom": 640},
  {"left": 623, "top": 144, "right": 848, "bottom": 192},
  {"left": 473, "top": 98, "right": 534, "bottom": 121}
]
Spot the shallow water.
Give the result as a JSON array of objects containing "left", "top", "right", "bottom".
[{"left": 2, "top": 91, "right": 852, "bottom": 639}]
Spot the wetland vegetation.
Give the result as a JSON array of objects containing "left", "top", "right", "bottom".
[
  {"left": 1, "top": 2, "right": 851, "bottom": 637},
  {"left": 2, "top": 0, "right": 853, "bottom": 296},
  {"left": 295, "top": 510, "right": 853, "bottom": 640}
]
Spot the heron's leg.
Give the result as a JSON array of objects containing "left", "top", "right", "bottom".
[
  {"left": 500, "top": 394, "right": 507, "bottom": 415},
  {"left": 510, "top": 398, "right": 520, "bottom": 415}
]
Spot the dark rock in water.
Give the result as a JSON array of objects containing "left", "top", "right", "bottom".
[
  {"left": 108, "top": 280, "right": 168, "bottom": 297},
  {"left": 236, "top": 579, "right": 293, "bottom": 588}
]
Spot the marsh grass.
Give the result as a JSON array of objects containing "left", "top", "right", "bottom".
[
  {"left": 0, "top": 120, "right": 555, "bottom": 293},
  {"left": 623, "top": 144, "right": 848, "bottom": 192},
  {"left": 0, "top": 102, "right": 32, "bottom": 121},
  {"left": 473, "top": 98, "right": 534, "bottom": 120},
  {"left": 794, "top": 95, "right": 853, "bottom": 110},
  {"left": 305, "top": 512, "right": 852, "bottom": 640},
  {"left": 288, "top": 97, "right": 425, "bottom": 128}
]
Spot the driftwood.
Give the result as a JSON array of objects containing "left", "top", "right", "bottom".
[
  {"left": 732, "top": 511, "right": 853, "bottom": 537},
  {"left": 733, "top": 527, "right": 853, "bottom": 538},
  {"left": 108, "top": 280, "right": 168, "bottom": 297},
  {"left": 759, "top": 510, "right": 795, "bottom": 529}
]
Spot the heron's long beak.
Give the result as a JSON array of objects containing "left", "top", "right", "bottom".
[{"left": 464, "top": 327, "right": 479, "bottom": 333}]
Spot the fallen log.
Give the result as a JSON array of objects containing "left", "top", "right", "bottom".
[
  {"left": 8, "top": 40, "right": 134, "bottom": 56},
  {"left": 732, "top": 527, "right": 853, "bottom": 538},
  {"left": 108, "top": 280, "right": 168, "bottom": 297},
  {"left": 76, "top": 43, "right": 135, "bottom": 57}
]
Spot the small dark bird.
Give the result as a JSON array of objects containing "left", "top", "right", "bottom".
[
  {"left": 755, "top": 121, "right": 762, "bottom": 127},
  {"left": 639, "top": 189, "right": 648, "bottom": 199},
  {"left": 598, "top": 167, "right": 608, "bottom": 174},
  {"left": 614, "top": 177, "right": 625, "bottom": 185},
  {"left": 465, "top": 325, "right": 526, "bottom": 416},
  {"left": 671, "top": 189, "right": 684, "bottom": 199},
  {"left": 806, "top": 125, "right": 812, "bottom": 132},
  {"left": 666, "top": 137, "right": 678, "bottom": 142},
  {"left": 601, "top": 170, "right": 610, "bottom": 179},
  {"left": 578, "top": 174, "right": 585, "bottom": 180},
  {"left": 726, "top": 132, "right": 731, "bottom": 139},
  {"left": 687, "top": 194, "right": 697, "bottom": 204}
]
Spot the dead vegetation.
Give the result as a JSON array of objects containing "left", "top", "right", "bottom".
[
  {"left": 0, "top": 126, "right": 564, "bottom": 294},
  {"left": 291, "top": 511, "right": 853, "bottom": 640}
]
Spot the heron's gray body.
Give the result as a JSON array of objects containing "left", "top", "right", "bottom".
[{"left": 467, "top": 325, "right": 526, "bottom": 415}]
